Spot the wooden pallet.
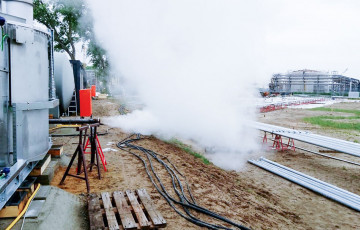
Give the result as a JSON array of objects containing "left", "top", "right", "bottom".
[{"left": 88, "top": 189, "right": 166, "bottom": 230}]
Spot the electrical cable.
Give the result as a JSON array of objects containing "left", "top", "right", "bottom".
[
  {"left": 6, "top": 184, "right": 41, "bottom": 230},
  {"left": 117, "top": 134, "right": 250, "bottom": 230},
  {"left": 1, "top": 26, "right": 9, "bottom": 51}
]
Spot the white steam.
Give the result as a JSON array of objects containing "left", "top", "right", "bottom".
[{"left": 88, "top": 0, "right": 266, "bottom": 170}]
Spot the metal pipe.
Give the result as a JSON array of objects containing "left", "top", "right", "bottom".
[
  {"left": 7, "top": 37, "right": 11, "bottom": 107},
  {"left": 49, "top": 118, "right": 100, "bottom": 124},
  {"left": 249, "top": 158, "right": 360, "bottom": 211},
  {"left": 261, "top": 162, "right": 360, "bottom": 202},
  {"left": 260, "top": 158, "right": 360, "bottom": 202},
  {"left": 48, "top": 29, "right": 56, "bottom": 100},
  {"left": 261, "top": 161, "right": 360, "bottom": 206}
]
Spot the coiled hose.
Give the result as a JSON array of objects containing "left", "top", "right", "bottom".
[{"left": 117, "top": 134, "right": 250, "bottom": 230}]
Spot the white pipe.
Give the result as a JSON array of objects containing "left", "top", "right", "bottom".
[{"left": 249, "top": 158, "right": 360, "bottom": 211}]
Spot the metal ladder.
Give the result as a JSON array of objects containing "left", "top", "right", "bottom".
[{"left": 67, "top": 90, "right": 77, "bottom": 116}]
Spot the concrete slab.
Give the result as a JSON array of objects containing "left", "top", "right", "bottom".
[
  {"left": 22, "top": 186, "right": 88, "bottom": 230},
  {"left": 25, "top": 200, "right": 45, "bottom": 218},
  {"left": 34, "top": 186, "right": 51, "bottom": 200}
]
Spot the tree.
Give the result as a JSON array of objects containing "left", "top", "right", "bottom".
[
  {"left": 34, "top": 0, "right": 110, "bottom": 92},
  {"left": 87, "top": 41, "right": 109, "bottom": 76},
  {"left": 33, "top": 0, "right": 88, "bottom": 60},
  {"left": 34, "top": 0, "right": 109, "bottom": 71}
]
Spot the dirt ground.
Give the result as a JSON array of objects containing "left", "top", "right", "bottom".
[{"left": 50, "top": 99, "right": 360, "bottom": 229}]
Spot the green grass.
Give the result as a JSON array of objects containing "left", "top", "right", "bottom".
[
  {"left": 304, "top": 107, "right": 360, "bottom": 131},
  {"left": 310, "top": 107, "right": 360, "bottom": 115},
  {"left": 303, "top": 116, "right": 360, "bottom": 130},
  {"left": 167, "top": 139, "right": 211, "bottom": 165}
]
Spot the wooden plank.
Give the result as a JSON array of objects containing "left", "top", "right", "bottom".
[
  {"left": 0, "top": 191, "right": 28, "bottom": 218},
  {"left": 125, "top": 190, "right": 150, "bottom": 229},
  {"left": 105, "top": 209, "right": 119, "bottom": 230},
  {"left": 88, "top": 194, "right": 101, "bottom": 212},
  {"left": 102, "top": 192, "right": 113, "bottom": 209},
  {"left": 319, "top": 149, "right": 341, "bottom": 153},
  {"left": 30, "top": 154, "right": 51, "bottom": 176},
  {"left": 89, "top": 211, "right": 105, "bottom": 230},
  {"left": 48, "top": 145, "right": 64, "bottom": 157},
  {"left": 136, "top": 189, "right": 166, "bottom": 227},
  {"left": 101, "top": 192, "right": 119, "bottom": 230},
  {"left": 88, "top": 194, "right": 105, "bottom": 229},
  {"left": 18, "top": 177, "right": 37, "bottom": 199},
  {"left": 113, "top": 191, "right": 137, "bottom": 230}
]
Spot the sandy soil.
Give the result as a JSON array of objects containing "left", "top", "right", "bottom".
[{"left": 50, "top": 99, "right": 360, "bottom": 229}]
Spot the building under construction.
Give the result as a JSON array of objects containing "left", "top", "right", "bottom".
[{"left": 269, "top": 70, "right": 360, "bottom": 95}]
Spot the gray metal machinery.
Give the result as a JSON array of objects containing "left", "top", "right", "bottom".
[
  {"left": 0, "top": 0, "right": 59, "bottom": 209},
  {"left": 269, "top": 70, "right": 360, "bottom": 95}
]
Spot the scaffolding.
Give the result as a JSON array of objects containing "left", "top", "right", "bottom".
[{"left": 269, "top": 70, "right": 360, "bottom": 95}]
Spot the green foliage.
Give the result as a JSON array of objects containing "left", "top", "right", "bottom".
[
  {"left": 87, "top": 41, "right": 109, "bottom": 78},
  {"left": 168, "top": 139, "right": 211, "bottom": 165},
  {"left": 34, "top": 0, "right": 88, "bottom": 60},
  {"left": 310, "top": 107, "right": 360, "bottom": 115},
  {"left": 34, "top": 0, "right": 110, "bottom": 90},
  {"left": 304, "top": 107, "right": 360, "bottom": 131}
]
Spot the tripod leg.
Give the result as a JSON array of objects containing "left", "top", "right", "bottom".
[
  {"left": 80, "top": 146, "right": 90, "bottom": 192},
  {"left": 95, "top": 145, "right": 101, "bottom": 179},
  {"left": 77, "top": 148, "right": 83, "bottom": 175},
  {"left": 90, "top": 138, "right": 96, "bottom": 172},
  {"left": 60, "top": 146, "right": 79, "bottom": 185}
]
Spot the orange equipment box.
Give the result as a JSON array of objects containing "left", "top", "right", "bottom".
[
  {"left": 91, "top": 85, "right": 96, "bottom": 97},
  {"left": 80, "top": 89, "right": 92, "bottom": 117}
]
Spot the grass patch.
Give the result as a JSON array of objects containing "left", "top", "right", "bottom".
[
  {"left": 310, "top": 107, "right": 360, "bottom": 115},
  {"left": 303, "top": 116, "right": 360, "bottom": 130},
  {"left": 167, "top": 139, "right": 211, "bottom": 165},
  {"left": 304, "top": 107, "right": 360, "bottom": 131}
]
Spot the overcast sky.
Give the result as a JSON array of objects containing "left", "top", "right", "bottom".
[
  {"left": 82, "top": 0, "right": 360, "bottom": 85},
  {"left": 262, "top": 0, "right": 360, "bottom": 81}
]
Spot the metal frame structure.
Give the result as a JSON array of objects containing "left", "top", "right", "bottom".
[
  {"left": 269, "top": 70, "right": 360, "bottom": 95},
  {"left": 254, "top": 122, "right": 360, "bottom": 157},
  {"left": 0, "top": 99, "right": 59, "bottom": 210},
  {"left": 0, "top": 2, "right": 58, "bottom": 209}
]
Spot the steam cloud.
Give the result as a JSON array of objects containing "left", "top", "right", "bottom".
[{"left": 87, "top": 0, "right": 267, "bottom": 170}]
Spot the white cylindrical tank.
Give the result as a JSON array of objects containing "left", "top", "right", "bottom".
[
  {"left": 3, "top": 0, "right": 33, "bottom": 24},
  {"left": 54, "top": 52, "right": 75, "bottom": 112}
]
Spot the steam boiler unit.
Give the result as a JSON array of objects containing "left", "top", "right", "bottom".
[{"left": 0, "top": 0, "right": 66, "bottom": 209}]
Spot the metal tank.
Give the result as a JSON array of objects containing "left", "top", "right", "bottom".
[
  {"left": 54, "top": 52, "right": 75, "bottom": 113},
  {"left": 0, "top": 0, "right": 58, "bottom": 209}
]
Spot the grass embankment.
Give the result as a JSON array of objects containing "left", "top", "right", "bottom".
[
  {"left": 168, "top": 139, "right": 211, "bottom": 165},
  {"left": 303, "top": 108, "right": 360, "bottom": 131}
]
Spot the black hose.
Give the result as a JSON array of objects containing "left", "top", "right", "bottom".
[
  {"left": 49, "top": 118, "right": 100, "bottom": 124},
  {"left": 119, "top": 146, "right": 229, "bottom": 230},
  {"left": 117, "top": 134, "right": 251, "bottom": 230}
]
